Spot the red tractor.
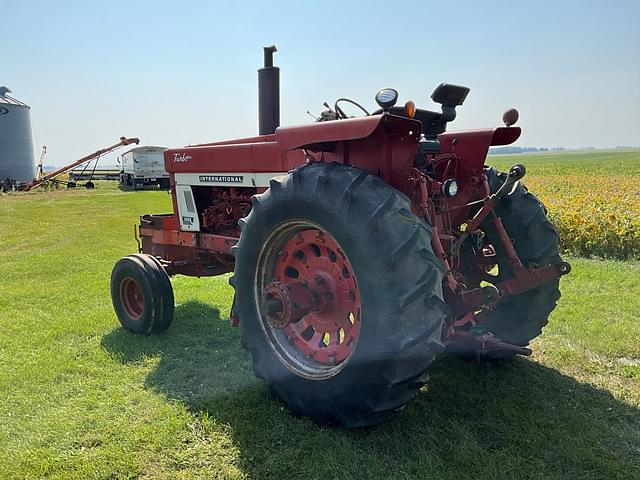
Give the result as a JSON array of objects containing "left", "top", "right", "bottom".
[{"left": 110, "top": 46, "right": 570, "bottom": 427}]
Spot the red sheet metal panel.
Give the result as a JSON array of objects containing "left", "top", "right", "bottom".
[
  {"left": 165, "top": 141, "right": 286, "bottom": 173},
  {"left": 275, "top": 116, "right": 384, "bottom": 151},
  {"left": 438, "top": 127, "right": 521, "bottom": 178}
]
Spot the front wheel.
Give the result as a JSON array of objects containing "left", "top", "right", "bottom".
[
  {"left": 110, "top": 254, "right": 174, "bottom": 334},
  {"left": 231, "top": 162, "right": 447, "bottom": 427}
]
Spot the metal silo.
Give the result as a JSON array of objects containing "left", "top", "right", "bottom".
[{"left": 0, "top": 86, "right": 35, "bottom": 183}]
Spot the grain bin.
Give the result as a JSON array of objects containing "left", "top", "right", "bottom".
[{"left": 0, "top": 86, "right": 35, "bottom": 182}]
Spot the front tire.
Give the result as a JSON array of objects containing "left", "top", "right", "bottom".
[
  {"left": 110, "top": 254, "right": 174, "bottom": 334},
  {"left": 231, "top": 162, "right": 447, "bottom": 427}
]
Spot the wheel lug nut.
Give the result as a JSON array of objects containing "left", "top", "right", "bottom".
[{"left": 315, "top": 277, "right": 324, "bottom": 285}]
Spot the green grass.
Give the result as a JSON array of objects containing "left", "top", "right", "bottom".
[{"left": 1, "top": 159, "right": 639, "bottom": 479}]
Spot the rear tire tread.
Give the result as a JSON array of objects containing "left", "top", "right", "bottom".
[
  {"left": 480, "top": 167, "right": 562, "bottom": 350},
  {"left": 232, "top": 162, "right": 447, "bottom": 427}
]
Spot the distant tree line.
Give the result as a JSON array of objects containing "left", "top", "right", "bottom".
[{"left": 489, "top": 146, "right": 567, "bottom": 155}]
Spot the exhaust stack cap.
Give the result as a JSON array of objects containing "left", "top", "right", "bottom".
[{"left": 263, "top": 45, "right": 277, "bottom": 67}]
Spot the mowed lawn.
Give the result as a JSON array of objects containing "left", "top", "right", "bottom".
[{"left": 1, "top": 152, "right": 639, "bottom": 479}]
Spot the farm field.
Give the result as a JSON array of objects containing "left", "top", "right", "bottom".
[
  {"left": 490, "top": 150, "right": 640, "bottom": 260},
  {"left": 0, "top": 150, "right": 639, "bottom": 479}
]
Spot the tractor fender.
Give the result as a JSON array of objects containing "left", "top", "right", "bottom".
[{"left": 437, "top": 126, "right": 522, "bottom": 178}]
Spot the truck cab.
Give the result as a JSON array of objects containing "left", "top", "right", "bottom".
[{"left": 119, "top": 145, "right": 169, "bottom": 189}]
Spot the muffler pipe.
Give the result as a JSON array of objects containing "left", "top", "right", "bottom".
[{"left": 258, "top": 45, "right": 280, "bottom": 135}]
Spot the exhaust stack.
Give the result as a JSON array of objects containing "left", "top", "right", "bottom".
[{"left": 258, "top": 45, "right": 280, "bottom": 135}]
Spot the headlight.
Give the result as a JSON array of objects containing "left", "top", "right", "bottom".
[
  {"left": 442, "top": 179, "right": 458, "bottom": 197},
  {"left": 375, "top": 88, "right": 398, "bottom": 110}
]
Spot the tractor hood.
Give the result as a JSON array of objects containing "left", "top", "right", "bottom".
[{"left": 275, "top": 114, "right": 422, "bottom": 151}]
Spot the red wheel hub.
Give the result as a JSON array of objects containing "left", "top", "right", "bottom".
[
  {"left": 120, "top": 277, "right": 144, "bottom": 320},
  {"left": 262, "top": 229, "right": 361, "bottom": 365}
]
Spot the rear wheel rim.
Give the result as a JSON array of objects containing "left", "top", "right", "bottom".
[
  {"left": 255, "top": 221, "right": 361, "bottom": 380},
  {"left": 120, "top": 277, "right": 144, "bottom": 320}
]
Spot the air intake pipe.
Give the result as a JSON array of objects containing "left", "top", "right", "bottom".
[{"left": 258, "top": 45, "right": 280, "bottom": 135}]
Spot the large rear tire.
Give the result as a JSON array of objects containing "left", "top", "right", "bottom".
[
  {"left": 110, "top": 254, "right": 174, "bottom": 335},
  {"left": 231, "top": 162, "right": 447, "bottom": 427},
  {"left": 478, "top": 167, "right": 562, "bottom": 353}
]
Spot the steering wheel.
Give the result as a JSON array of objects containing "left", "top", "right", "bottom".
[{"left": 334, "top": 98, "right": 370, "bottom": 119}]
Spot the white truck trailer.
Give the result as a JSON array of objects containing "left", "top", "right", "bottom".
[{"left": 119, "top": 146, "right": 169, "bottom": 189}]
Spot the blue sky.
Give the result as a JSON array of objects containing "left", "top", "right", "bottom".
[{"left": 3, "top": 0, "right": 639, "bottom": 166}]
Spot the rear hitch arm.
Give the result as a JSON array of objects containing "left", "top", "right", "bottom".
[
  {"left": 496, "top": 258, "right": 571, "bottom": 297},
  {"left": 452, "top": 162, "right": 570, "bottom": 308},
  {"left": 454, "top": 163, "right": 526, "bottom": 256},
  {"left": 489, "top": 208, "right": 571, "bottom": 295},
  {"left": 446, "top": 329, "right": 533, "bottom": 357},
  {"left": 448, "top": 284, "right": 500, "bottom": 317}
]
